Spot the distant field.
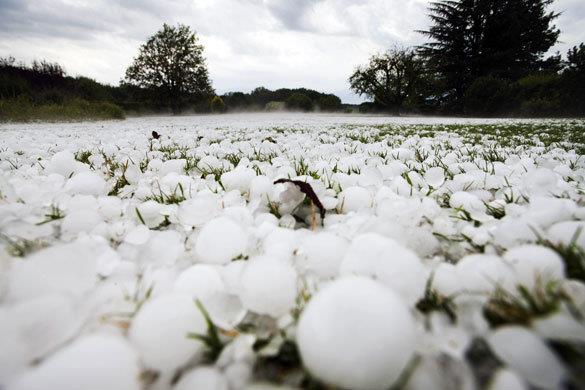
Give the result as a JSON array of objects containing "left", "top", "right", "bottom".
[
  {"left": 0, "top": 98, "right": 125, "bottom": 122},
  {"left": 1, "top": 114, "right": 584, "bottom": 389}
]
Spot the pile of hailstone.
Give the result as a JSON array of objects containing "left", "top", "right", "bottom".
[{"left": 1, "top": 118, "right": 585, "bottom": 390}]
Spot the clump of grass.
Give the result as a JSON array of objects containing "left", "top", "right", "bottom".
[
  {"left": 188, "top": 300, "right": 225, "bottom": 362},
  {"left": 36, "top": 204, "right": 65, "bottom": 225},
  {"left": 483, "top": 279, "right": 579, "bottom": 327},
  {"left": 145, "top": 183, "right": 187, "bottom": 205},
  {"left": 535, "top": 227, "right": 585, "bottom": 283},
  {"left": 0, "top": 233, "right": 47, "bottom": 257},
  {"left": 108, "top": 161, "right": 131, "bottom": 196},
  {"left": 74, "top": 150, "right": 92, "bottom": 165},
  {"left": 484, "top": 202, "right": 505, "bottom": 219},
  {"left": 416, "top": 275, "right": 458, "bottom": 323}
]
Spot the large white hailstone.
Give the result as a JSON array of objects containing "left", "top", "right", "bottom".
[
  {"left": 123, "top": 163, "right": 142, "bottom": 184},
  {"left": 388, "top": 176, "right": 412, "bottom": 196},
  {"left": 298, "top": 232, "right": 348, "bottom": 278},
  {"left": 10, "top": 334, "right": 140, "bottom": 390},
  {"left": 562, "top": 280, "right": 585, "bottom": 313},
  {"left": 221, "top": 168, "right": 256, "bottom": 193},
  {"left": 262, "top": 227, "right": 299, "bottom": 259},
  {"left": 548, "top": 221, "right": 585, "bottom": 248},
  {"left": 8, "top": 241, "right": 99, "bottom": 300},
  {"left": 380, "top": 161, "right": 408, "bottom": 179},
  {"left": 454, "top": 254, "right": 515, "bottom": 294},
  {"left": 45, "top": 150, "right": 79, "bottom": 177},
  {"left": 174, "top": 264, "right": 246, "bottom": 328},
  {"left": 239, "top": 256, "right": 297, "bottom": 317},
  {"left": 174, "top": 264, "right": 225, "bottom": 300},
  {"left": 0, "top": 311, "right": 28, "bottom": 385},
  {"left": 488, "top": 369, "right": 527, "bottom": 390},
  {"left": 487, "top": 327, "right": 564, "bottom": 389},
  {"left": 358, "top": 166, "right": 383, "bottom": 187},
  {"left": 129, "top": 293, "right": 206, "bottom": 372},
  {"left": 338, "top": 186, "right": 372, "bottom": 213},
  {"left": 221, "top": 261, "right": 247, "bottom": 294},
  {"left": 135, "top": 200, "right": 166, "bottom": 228},
  {"left": 249, "top": 175, "right": 273, "bottom": 200},
  {"left": 199, "top": 155, "right": 223, "bottom": 170},
  {"left": 174, "top": 367, "right": 228, "bottom": 390},
  {"left": 160, "top": 159, "right": 186, "bottom": 176},
  {"left": 124, "top": 224, "right": 151, "bottom": 245},
  {"left": 296, "top": 276, "right": 415, "bottom": 390},
  {"left": 60, "top": 209, "right": 103, "bottom": 238},
  {"left": 432, "top": 263, "right": 461, "bottom": 297},
  {"left": 340, "top": 233, "right": 427, "bottom": 305},
  {"left": 97, "top": 196, "right": 123, "bottom": 220},
  {"left": 5, "top": 294, "right": 82, "bottom": 364},
  {"left": 449, "top": 191, "right": 487, "bottom": 220},
  {"left": 533, "top": 312, "right": 585, "bottom": 343},
  {"left": 522, "top": 168, "right": 559, "bottom": 196},
  {"left": 503, "top": 245, "right": 564, "bottom": 289},
  {"left": 424, "top": 166, "right": 446, "bottom": 188},
  {"left": 195, "top": 217, "right": 248, "bottom": 264},
  {"left": 178, "top": 194, "right": 220, "bottom": 227},
  {"left": 139, "top": 230, "right": 183, "bottom": 266},
  {"left": 147, "top": 158, "right": 163, "bottom": 172},
  {"left": 491, "top": 217, "right": 539, "bottom": 249},
  {"left": 525, "top": 196, "right": 576, "bottom": 228},
  {"left": 65, "top": 171, "right": 106, "bottom": 196}
]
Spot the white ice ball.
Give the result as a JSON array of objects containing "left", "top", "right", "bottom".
[
  {"left": 65, "top": 171, "right": 106, "bottom": 196},
  {"left": 340, "top": 233, "right": 427, "bottom": 305},
  {"left": 338, "top": 186, "right": 372, "bottom": 213},
  {"left": 298, "top": 232, "right": 348, "bottom": 278},
  {"left": 239, "top": 256, "right": 297, "bottom": 317},
  {"left": 424, "top": 166, "right": 445, "bottom": 188},
  {"left": 503, "top": 245, "right": 564, "bottom": 289},
  {"left": 10, "top": 334, "right": 140, "bottom": 390},
  {"left": 297, "top": 276, "right": 415, "bottom": 390},
  {"left": 487, "top": 326, "right": 564, "bottom": 389},
  {"left": 174, "top": 367, "right": 228, "bottom": 390},
  {"left": 195, "top": 217, "right": 248, "bottom": 264},
  {"left": 178, "top": 194, "right": 220, "bottom": 227},
  {"left": 129, "top": 293, "right": 206, "bottom": 372}
]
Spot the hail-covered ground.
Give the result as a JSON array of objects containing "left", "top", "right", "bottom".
[{"left": 1, "top": 113, "right": 585, "bottom": 390}]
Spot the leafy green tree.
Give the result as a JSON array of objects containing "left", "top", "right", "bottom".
[
  {"left": 566, "top": 43, "right": 585, "bottom": 73},
  {"left": 349, "top": 48, "right": 425, "bottom": 114},
  {"left": 560, "top": 43, "right": 585, "bottom": 115},
  {"left": 125, "top": 23, "right": 214, "bottom": 113},
  {"left": 420, "top": 0, "right": 560, "bottom": 109},
  {"left": 285, "top": 92, "right": 313, "bottom": 111},
  {"left": 318, "top": 94, "right": 342, "bottom": 111}
]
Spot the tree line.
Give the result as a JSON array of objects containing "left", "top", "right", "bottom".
[{"left": 350, "top": 0, "right": 585, "bottom": 116}]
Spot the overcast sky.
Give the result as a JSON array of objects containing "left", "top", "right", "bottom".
[{"left": 0, "top": 0, "right": 583, "bottom": 103}]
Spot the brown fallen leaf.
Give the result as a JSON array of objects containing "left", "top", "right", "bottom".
[{"left": 274, "top": 179, "right": 326, "bottom": 221}]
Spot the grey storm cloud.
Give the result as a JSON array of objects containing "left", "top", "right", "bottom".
[
  {"left": 263, "top": 0, "right": 322, "bottom": 30},
  {"left": 0, "top": 0, "right": 583, "bottom": 103}
]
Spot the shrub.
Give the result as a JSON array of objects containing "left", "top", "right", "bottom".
[
  {"left": 520, "top": 98, "right": 561, "bottom": 117},
  {"left": 265, "top": 101, "right": 285, "bottom": 111},
  {"left": 464, "top": 76, "right": 515, "bottom": 115},
  {"left": 210, "top": 96, "right": 226, "bottom": 113}
]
